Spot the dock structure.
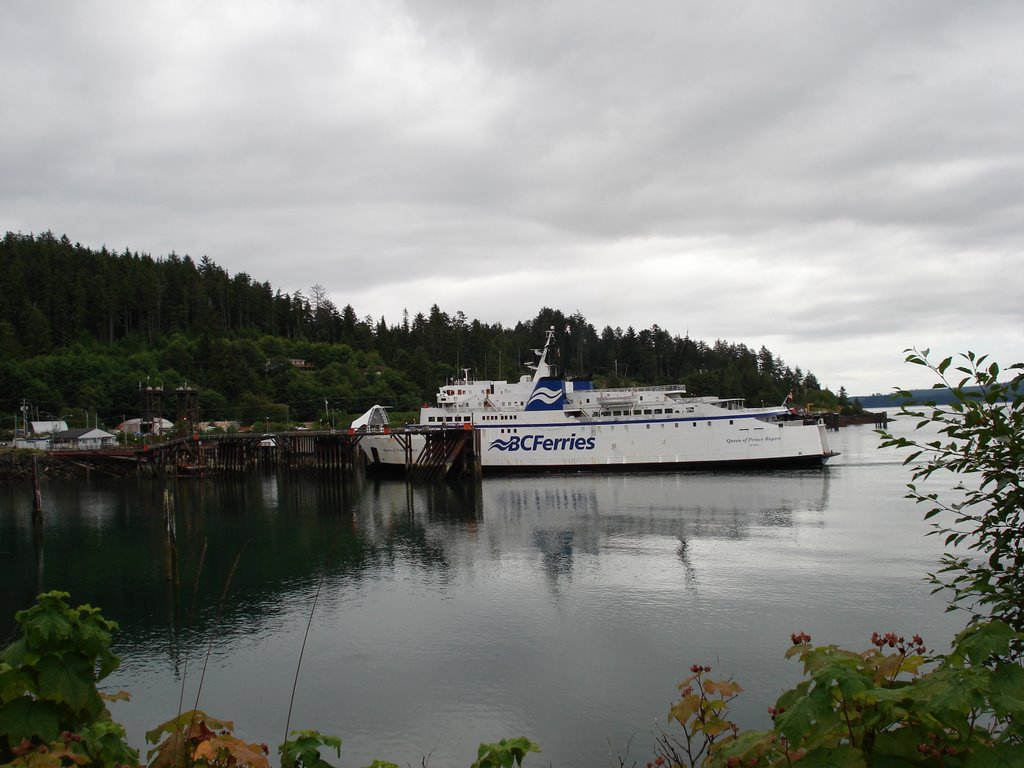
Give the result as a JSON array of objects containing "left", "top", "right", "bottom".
[
  {"left": 138, "top": 431, "right": 364, "bottom": 476},
  {"left": 130, "top": 425, "right": 480, "bottom": 480}
]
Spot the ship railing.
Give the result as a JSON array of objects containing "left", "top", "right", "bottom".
[
  {"left": 595, "top": 384, "right": 688, "bottom": 402},
  {"left": 355, "top": 422, "right": 476, "bottom": 436},
  {"left": 597, "top": 384, "right": 687, "bottom": 396}
]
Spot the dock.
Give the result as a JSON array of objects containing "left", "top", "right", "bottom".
[
  {"left": 135, "top": 431, "right": 361, "bottom": 476},
  {"left": 120, "top": 425, "right": 481, "bottom": 480}
]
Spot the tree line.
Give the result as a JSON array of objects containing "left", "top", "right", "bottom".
[{"left": 0, "top": 230, "right": 845, "bottom": 429}]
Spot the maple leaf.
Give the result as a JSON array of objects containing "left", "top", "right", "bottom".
[
  {"left": 194, "top": 735, "right": 270, "bottom": 768},
  {"left": 36, "top": 655, "right": 100, "bottom": 715},
  {"left": 0, "top": 696, "right": 62, "bottom": 745}
]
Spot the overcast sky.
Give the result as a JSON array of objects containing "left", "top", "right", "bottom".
[{"left": 3, "top": 1, "right": 1021, "bottom": 395}]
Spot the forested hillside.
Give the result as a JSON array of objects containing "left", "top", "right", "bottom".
[{"left": 1, "top": 231, "right": 842, "bottom": 430}]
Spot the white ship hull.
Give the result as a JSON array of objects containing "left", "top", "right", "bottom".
[
  {"left": 359, "top": 415, "right": 832, "bottom": 472},
  {"left": 353, "top": 328, "right": 835, "bottom": 473}
]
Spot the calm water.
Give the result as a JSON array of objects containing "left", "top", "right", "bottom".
[{"left": 1, "top": 420, "right": 965, "bottom": 767}]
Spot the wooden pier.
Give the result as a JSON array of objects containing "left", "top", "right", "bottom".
[
  {"left": 135, "top": 431, "right": 364, "bottom": 476},
  {"left": 130, "top": 425, "right": 480, "bottom": 481}
]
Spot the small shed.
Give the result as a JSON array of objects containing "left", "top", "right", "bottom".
[{"left": 51, "top": 428, "right": 117, "bottom": 451}]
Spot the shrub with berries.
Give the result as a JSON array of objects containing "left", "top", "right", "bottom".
[{"left": 655, "top": 351, "right": 1024, "bottom": 767}]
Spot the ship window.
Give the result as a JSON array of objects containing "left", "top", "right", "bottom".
[
  {"left": 729, "top": 420, "right": 734, "bottom": 425},
  {"left": 643, "top": 409, "right": 652, "bottom": 415},
  {"left": 646, "top": 424, "right": 650, "bottom": 429},
  {"left": 654, "top": 409, "right": 662, "bottom": 414}
]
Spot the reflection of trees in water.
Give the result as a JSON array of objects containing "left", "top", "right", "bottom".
[
  {"left": 4, "top": 471, "right": 828, "bottom": 668},
  {"left": 120, "top": 476, "right": 488, "bottom": 668}
]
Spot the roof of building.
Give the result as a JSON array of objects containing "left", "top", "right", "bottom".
[
  {"left": 53, "top": 428, "right": 116, "bottom": 440},
  {"left": 30, "top": 420, "right": 69, "bottom": 435}
]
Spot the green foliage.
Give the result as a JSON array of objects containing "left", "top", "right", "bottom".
[
  {"left": 470, "top": 737, "right": 540, "bottom": 768},
  {"left": 0, "top": 590, "right": 138, "bottom": 766},
  {"left": 657, "top": 623, "right": 1024, "bottom": 767},
  {"left": 879, "top": 349, "right": 1024, "bottom": 644},
  {"left": 732, "top": 622, "right": 1020, "bottom": 767},
  {"left": 279, "top": 729, "right": 342, "bottom": 768}
]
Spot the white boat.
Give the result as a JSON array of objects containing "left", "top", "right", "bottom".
[{"left": 352, "top": 328, "right": 836, "bottom": 473}]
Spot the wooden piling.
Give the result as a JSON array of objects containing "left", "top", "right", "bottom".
[
  {"left": 163, "top": 489, "right": 178, "bottom": 585},
  {"left": 32, "top": 454, "right": 44, "bottom": 533}
]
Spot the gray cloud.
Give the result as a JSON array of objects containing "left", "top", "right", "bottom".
[{"left": 2, "top": 0, "right": 1021, "bottom": 394}]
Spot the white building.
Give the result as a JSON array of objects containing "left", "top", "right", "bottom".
[
  {"left": 115, "top": 417, "right": 174, "bottom": 434},
  {"left": 51, "top": 427, "right": 117, "bottom": 451}
]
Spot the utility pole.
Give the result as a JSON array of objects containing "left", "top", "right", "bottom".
[{"left": 19, "top": 399, "right": 29, "bottom": 441}]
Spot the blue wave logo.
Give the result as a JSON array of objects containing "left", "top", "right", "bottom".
[
  {"left": 525, "top": 379, "right": 566, "bottom": 411},
  {"left": 528, "top": 386, "right": 563, "bottom": 405},
  {"left": 489, "top": 438, "right": 516, "bottom": 451}
]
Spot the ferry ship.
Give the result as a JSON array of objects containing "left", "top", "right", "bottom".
[{"left": 352, "top": 328, "right": 836, "bottom": 472}]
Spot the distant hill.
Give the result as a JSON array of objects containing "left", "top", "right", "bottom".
[{"left": 854, "top": 384, "right": 1018, "bottom": 409}]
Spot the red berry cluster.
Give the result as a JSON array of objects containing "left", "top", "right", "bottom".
[
  {"left": 767, "top": 706, "right": 787, "bottom": 722},
  {"left": 871, "top": 631, "right": 926, "bottom": 654},
  {"left": 917, "top": 732, "right": 958, "bottom": 758},
  {"left": 690, "top": 664, "right": 712, "bottom": 674},
  {"left": 790, "top": 631, "right": 811, "bottom": 645}
]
